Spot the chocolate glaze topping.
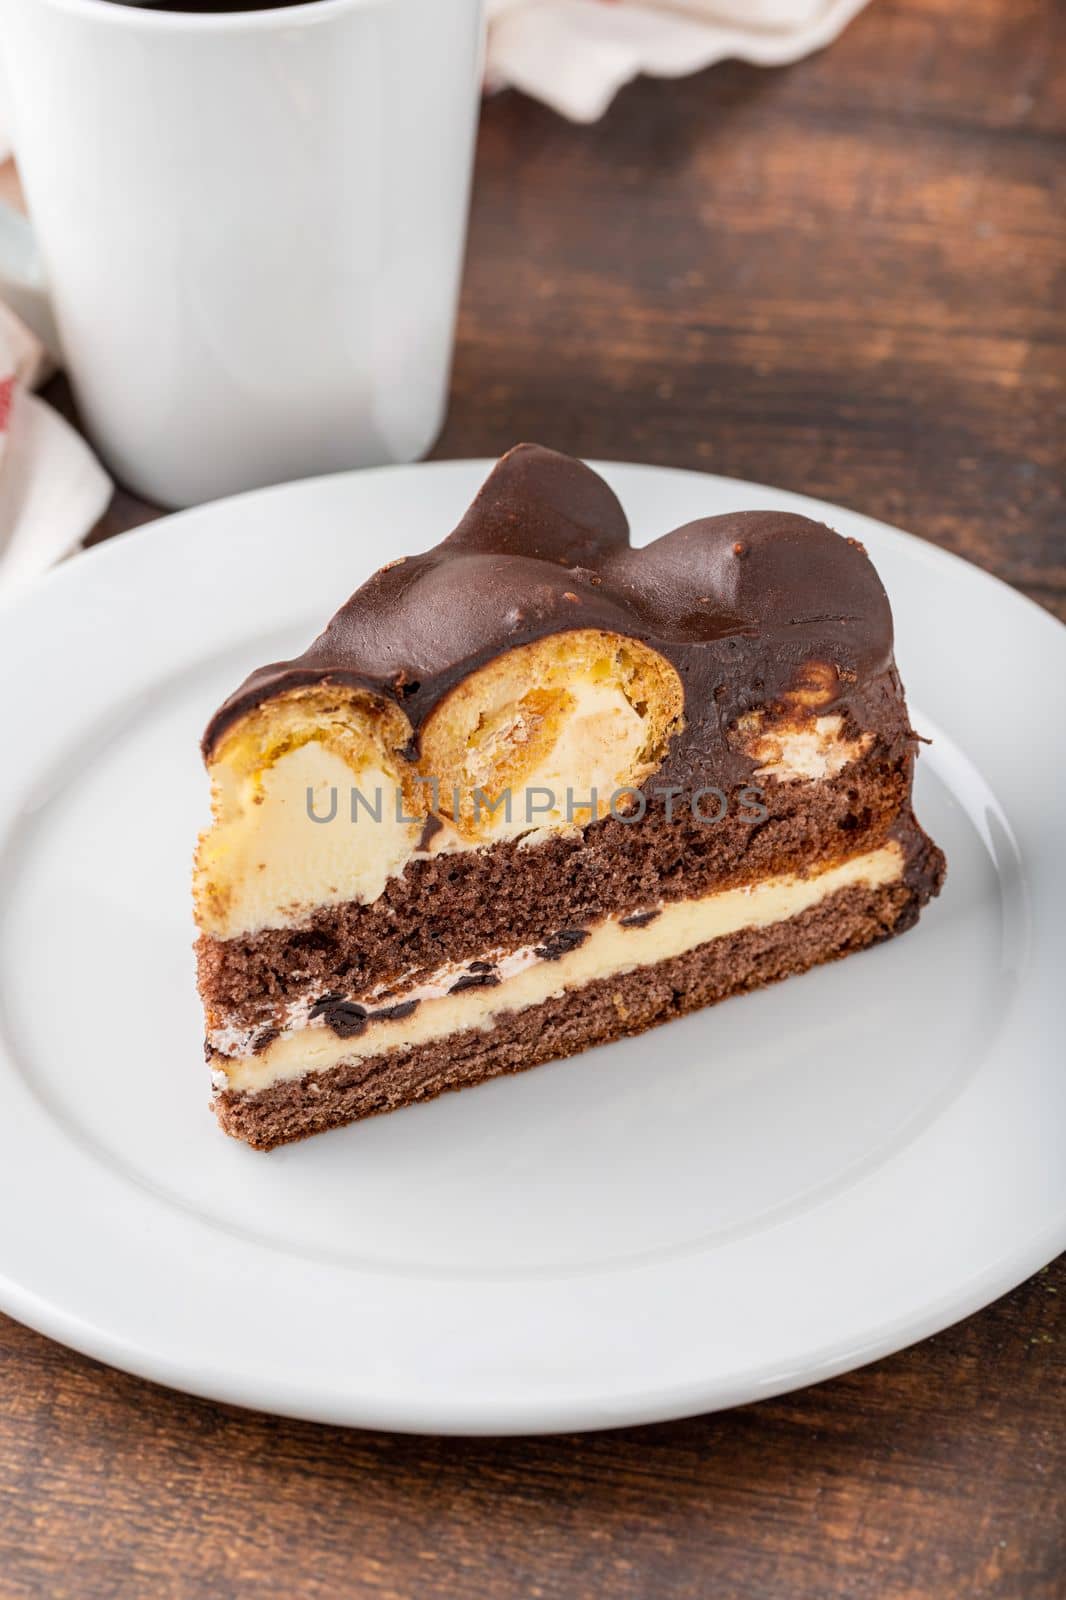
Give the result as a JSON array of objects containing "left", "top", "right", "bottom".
[{"left": 203, "top": 445, "right": 900, "bottom": 785}]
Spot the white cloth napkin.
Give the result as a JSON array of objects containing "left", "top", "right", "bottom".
[
  {"left": 0, "top": 290, "right": 112, "bottom": 599},
  {"left": 486, "top": 0, "right": 873, "bottom": 121}
]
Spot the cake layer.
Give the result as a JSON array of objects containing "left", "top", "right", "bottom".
[
  {"left": 197, "top": 744, "right": 915, "bottom": 1027},
  {"left": 211, "top": 840, "right": 909, "bottom": 1097},
  {"left": 214, "top": 867, "right": 928, "bottom": 1150}
]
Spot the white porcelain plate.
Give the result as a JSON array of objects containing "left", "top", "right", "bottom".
[{"left": 0, "top": 460, "right": 1062, "bottom": 1435}]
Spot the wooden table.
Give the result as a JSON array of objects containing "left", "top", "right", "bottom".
[{"left": 4, "top": 1, "right": 1063, "bottom": 1594}]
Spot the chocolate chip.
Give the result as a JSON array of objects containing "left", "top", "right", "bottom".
[
  {"left": 533, "top": 927, "right": 589, "bottom": 961},
  {"left": 371, "top": 999, "right": 420, "bottom": 1023},
  {"left": 468, "top": 961, "right": 493, "bottom": 973},
  {"left": 449, "top": 972, "right": 501, "bottom": 993},
  {"left": 318, "top": 1000, "right": 368, "bottom": 1038},
  {"left": 620, "top": 909, "right": 661, "bottom": 929},
  {"left": 252, "top": 1025, "right": 280, "bottom": 1052}
]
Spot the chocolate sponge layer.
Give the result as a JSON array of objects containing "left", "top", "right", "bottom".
[
  {"left": 214, "top": 847, "right": 942, "bottom": 1152},
  {"left": 198, "top": 747, "right": 918, "bottom": 1030}
]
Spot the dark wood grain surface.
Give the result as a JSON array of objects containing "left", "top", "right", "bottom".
[{"left": 6, "top": 0, "right": 1064, "bottom": 1595}]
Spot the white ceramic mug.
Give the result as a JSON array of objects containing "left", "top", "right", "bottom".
[{"left": 0, "top": 0, "right": 484, "bottom": 506}]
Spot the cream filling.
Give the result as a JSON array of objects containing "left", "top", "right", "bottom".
[
  {"left": 215, "top": 842, "right": 904, "bottom": 1095},
  {"left": 195, "top": 744, "right": 422, "bottom": 940},
  {"left": 208, "top": 943, "right": 551, "bottom": 1059},
  {"left": 464, "top": 676, "right": 650, "bottom": 842},
  {"left": 743, "top": 713, "right": 874, "bottom": 782}
]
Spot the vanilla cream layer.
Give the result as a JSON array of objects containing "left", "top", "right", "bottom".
[
  {"left": 198, "top": 697, "right": 877, "bottom": 941},
  {"left": 216, "top": 842, "right": 904, "bottom": 1095}
]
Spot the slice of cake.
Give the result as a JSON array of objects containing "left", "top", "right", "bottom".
[{"left": 194, "top": 445, "right": 944, "bottom": 1149}]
